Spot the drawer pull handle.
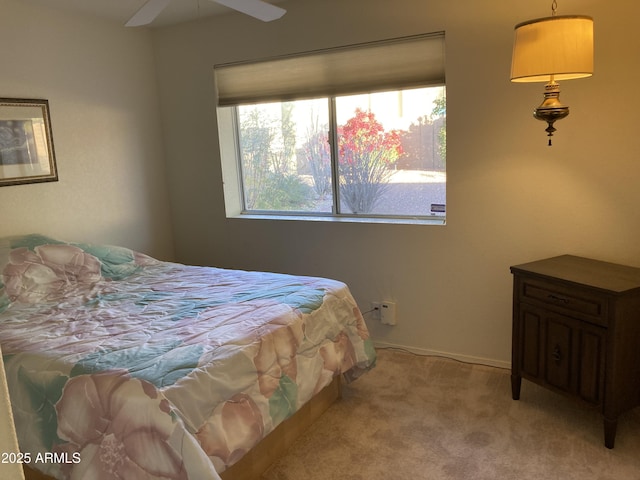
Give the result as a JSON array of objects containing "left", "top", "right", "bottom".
[
  {"left": 552, "top": 345, "right": 562, "bottom": 365},
  {"left": 548, "top": 294, "right": 570, "bottom": 304}
]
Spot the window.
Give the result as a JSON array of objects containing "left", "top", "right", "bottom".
[{"left": 215, "top": 33, "right": 446, "bottom": 223}]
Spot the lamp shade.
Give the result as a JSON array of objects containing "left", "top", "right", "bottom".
[{"left": 511, "top": 15, "right": 593, "bottom": 83}]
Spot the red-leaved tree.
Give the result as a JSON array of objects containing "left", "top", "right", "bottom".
[{"left": 338, "top": 108, "right": 403, "bottom": 213}]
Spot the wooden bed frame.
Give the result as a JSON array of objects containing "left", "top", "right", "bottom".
[{"left": 23, "top": 376, "right": 341, "bottom": 480}]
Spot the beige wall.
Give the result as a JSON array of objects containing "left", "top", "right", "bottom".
[
  {"left": 153, "top": 0, "right": 640, "bottom": 366},
  {"left": 0, "top": 0, "right": 175, "bottom": 259}
]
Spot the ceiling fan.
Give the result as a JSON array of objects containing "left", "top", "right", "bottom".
[{"left": 126, "top": 0, "right": 286, "bottom": 26}]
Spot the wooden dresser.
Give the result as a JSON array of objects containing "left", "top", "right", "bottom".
[{"left": 510, "top": 255, "right": 640, "bottom": 448}]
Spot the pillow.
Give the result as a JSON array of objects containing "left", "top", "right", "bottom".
[
  {"left": 0, "top": 235, "right": 61, "bottom": 310},
  {"left": 0, "top": 234, "right": 158, "bottom": 308}
]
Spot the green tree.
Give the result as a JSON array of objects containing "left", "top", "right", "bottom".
[
  {"left": 432, "top": 92, "right": 446, "bottom": 164},
  {"left": 239, "top": 105, "right": 314, "bottom": 211},
  {"left": 239, "top": 108, "right": 273, "bottom": 210},
  {"left": 270, "top": 103, "right": 296, "bottom": 175},
  {"left": 300, "top": 115, "right": 332, "bottom": 199}
]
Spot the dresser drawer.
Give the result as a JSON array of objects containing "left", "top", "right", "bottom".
[{"left": 518, "top": 278, "right": 608, "bottom": 326}]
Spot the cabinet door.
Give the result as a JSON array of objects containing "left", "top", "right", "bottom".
[
  {"left": 518, "top": 305, "right": 606, "bottom": 406},
  {"left": 518, "top": 307, "right": 542, "bottom": 379},
  {"left": 576, "top": 324, "right": 606, "bottom": 405},
  {"left": 545, "top": 315, "right": 573, "bottom": 392},
  {"left": 544, "top": 312, "right": 606, "bottom": 405}
]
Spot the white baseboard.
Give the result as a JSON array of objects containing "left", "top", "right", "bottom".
[{"left": 373, "top": 341, "right": 511, "bottom": 370}]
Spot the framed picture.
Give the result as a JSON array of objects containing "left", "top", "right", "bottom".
[{"left": 0, "top": 98, "right": 57, "bottom": 187}]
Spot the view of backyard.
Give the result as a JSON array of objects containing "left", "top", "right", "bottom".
[{"left": 236, "top": 86, "right": 446, "bottom": 218}]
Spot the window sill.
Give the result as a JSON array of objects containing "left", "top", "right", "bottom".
[{"left": 227, "top": 213, "right": 446, "bottom": 226}]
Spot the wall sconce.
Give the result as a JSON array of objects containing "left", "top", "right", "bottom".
[{"left": 510, "top": 2, "right": 593, "bottom": 145}]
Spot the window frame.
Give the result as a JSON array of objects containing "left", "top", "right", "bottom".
[{"left": 215, "top": 32, "right": 447, "bottom": 225}]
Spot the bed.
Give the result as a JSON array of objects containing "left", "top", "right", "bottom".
[{"left": 0, "top": 234, "right": 376, "bottom": 480}]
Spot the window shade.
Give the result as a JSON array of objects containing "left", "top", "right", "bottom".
[{"left": 214, "top": 32, "right": 445, "bottom": 106}]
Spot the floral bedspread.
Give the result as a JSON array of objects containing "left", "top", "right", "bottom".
[{"left": 0, "top": 234, "right": 376, "bottom": 480}]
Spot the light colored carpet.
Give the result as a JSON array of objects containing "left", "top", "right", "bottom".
[{"left": 262, "top": 348, "right": 640, "bottom": 480}]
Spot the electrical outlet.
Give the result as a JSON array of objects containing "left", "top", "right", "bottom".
[
  {"left": 370, "top": 302, "right": 381, "bottom": 320},
  {"left": 380, "top": 301, "right": 397, "bottom": 325}
]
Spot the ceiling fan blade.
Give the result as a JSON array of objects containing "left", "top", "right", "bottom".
[
  {"left": 213, "top": 0, "right": 286, "bottom": 22},
  {"left": 126, "top": 0, "right": 172, "bottom": 27}
]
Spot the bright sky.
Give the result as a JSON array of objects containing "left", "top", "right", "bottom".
[
  {"left": 238, "top": 85, "right": 446, "bottom": 148},
  {"left": 336, "top": 86, "right": 445, "bottom": 130}
]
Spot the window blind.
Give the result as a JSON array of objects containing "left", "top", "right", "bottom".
[{"left": 214, "top": 32, "right": 445, "bottom": 106}]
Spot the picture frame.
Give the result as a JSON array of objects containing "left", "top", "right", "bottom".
[{"left": 0, "top": 98, "right": 58, "bottom": 187}]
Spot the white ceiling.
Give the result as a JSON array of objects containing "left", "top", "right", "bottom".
[{"left": 23, "top": 0, "right": 285, "bottom": 28}]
